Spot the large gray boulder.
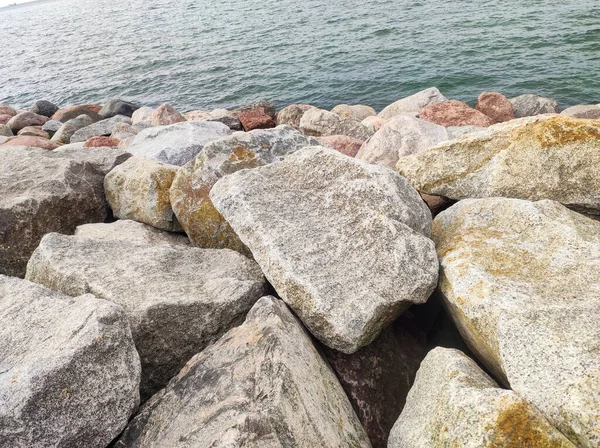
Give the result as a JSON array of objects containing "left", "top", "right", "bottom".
[
  {"left": 75, "top": 220, "right": 191, "bottom": 246},
  {"left": 170, "top": 125, "right": 322, "bottom": 255},
  {"left": 31, "top": 100, "right": 59, "bottom": 118},
  {"left": 357, "top": 115, "right": 449, "bottom": 169},
  {"left": 432, "top": 198, "right": 600, "bottom": 447},
  {"left": 509, "top": 93, "right": 561, "bottom": 117},
  {"left": 51, "top": 114, "right": 94, "bottom": 144},
  {"left": 99, "top": 99, "right": 140, "bottom": 118},
  {"left": 210, "top": 146, "right": 438, "bottom": 353},
  {"left": 127, "top": 121, "right": 231, "bottom": 166},
  {"left": 0, "top": 275, "right": 140, "bottom": 448},
  {"left": 0, "top": 146, "right": 131, "bottom": 277},
  {"left": 378, "top": 87, "right": 448, "bottom": 120},
  {"left": 388, "top": 347, "right": 575, "bottom": 448},
  {"left": 70, "top": 114, "right": 132, "bottom": 143},
  {"left": 114, "top": 296, "right": 372, "bottom": 448},
  {"left": 299, "top": 108, "right": 373, "bottom": 140},
  {"left": 26, "top": 233, "right": 267, "bottom": 400}
]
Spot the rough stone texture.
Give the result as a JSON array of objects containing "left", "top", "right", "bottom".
[
  {"left": 17, "top": 126, "right": 49, "bottom": 139},
  {"left": 510, "top": 94, "right": 561, "bottom": 117},
  {"left": 0, "top": 135, "right": 58, "bottom": 150},
  {"left": 446, "top": 125, "right": 486, "bottom": 138},
  {"left": 0, "top": 105, "right": 17, "bottom": 117},
  {"left": 75, "top": 220, "right": 191, "bottom": 246},
  {"left": 170, "top": 125, "right": 321, "bottom": 254},
  {"left": 300, "top": 108, "right": 373, "bottom": 140},
  {"left": 110, "top": 122, "right": 138, "bottom": 140},
  {"left": 51, "top": 104, "right": 102, "bottom": 123},
  {"left": 131, "top": 106, "right": 154, "bottom": 125},
  {"left": 206, "top": 108, "right": 243, "bottom": 130},
  {"left": 238, "top": 107, "right": 277, "bottom": 131},
  {"left": 84, "top": 136, "right": 120, "bottom": 147},
  {"left": 151, "top": 103, "right": 185, "bottom": 126},
  {"left": 105, "top": 156, "right": 182, "bottom": 231},
  {"left": 0, "top": 136, "right": 7, "bottom": 145},
  {"left": 420, "top": 193, "right": 452, "bottom": 217},
  {"left": 127, "top": 120, "right": 231, "bottom": 166},
  {"left": 113, "top": 296, "right": 372, "bottom": 448},
  {"left": 378, "top": 87, "right": 448, "bottom": 120},
  {"left": 7, "top": 111, "right": 49, "bottom": 133},
  {"left": 0, "top": 275, "right": 141, "bottom": 448},
  {"left": 0, "top": 146, "right": 131, "bottom": 277},
  {"left": 41, "top": 119, "right": 62, "bottom": 136},
  {"left": 51, "top": 114, "right": 94, "bottom": 144},
  {"left": 0, "top": 115, "right": 12, "bottom": 125},
  {"left": 315, "top": 134, "right": 364, "bottom": 157},
  {"left": 183, "top": 110, "right": 211, "bottom": 121},
  {"left": 211, "top": 146, "right": 438, "bottom": 353},
  {"left": 361, "top": 115, "right": 387, "bottom": 133},
  {"left": 70, "top": 115, "right": 132, "bottom": 143},
  {"left": 420, "top": 100, "right": 494, "bottom": 127},
  {"left": 357, "top": 115, "right": 449, "bottom": 169},
  {"left": 331, "top": 104, "right": 377, "bottom": 122},
  {"left": 26, "top": 233, "right": 267, "bottom": 401},
  {"left": 560, "top": 104, "right": 600, "bottom": 119},
  {"left": 432, "top": 198, "right": 600, "bottom": 447},
  {"left": 31, "top": 100, "right": 59, "bottom": 118},
  {"left": 322, "top": 312, "right": 427, "bottom": 448},
  {"left": 276, "top": 103, "right": 316, "bottom": 128},
  {"left": 388, "top": 347, "right": 576, "bottom": 448},
  {"left": 0, "top": 124, "right": 12, "bottom": 137},
  {"left": 476, "top": 91, "right": 515, "bottom": 123},
  {"left": 396, "top": 115, "right": 600, "bottom": 216},
  {"left": 99, "top": 99, "right": 139, "bottom": 118},
  {"left": 233, "top": 99, "right": 276, "bottom": 119}
]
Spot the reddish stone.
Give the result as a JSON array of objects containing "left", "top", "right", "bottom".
[
  {"left": 0, "top": 105, "right": 17, "bottom": 117},
  {"left": 419, "top": 100, "right": 494, "bottom": 127},
  {"left": 7, "top": 112, "right": 49, "bottom": 133},
  {"left": 315, "top": 135, "right": 365, "bottom": 157},
  {"left": 420, "top": 193, "right": 453, "bottom": 217},
  {"left": 83, "top": 136, "right": 121, "bottom": 148},
  {"left": 1, "top": 135, "right": 58, "bottom": 150},
  {"left": 51, "top": 104, "right": 102, "bottom": 123},
  {"left": 0, "top": 115, "right": 12, "bottom": 125},
  {"left": 238, "top": 107, "right": 276, "bottom": 131},
  {"left": 476, "top": 91, "right": 515, "bottom": 123},
  {"left": 18, "top": 126, "right": 49, "bottom": 139}
]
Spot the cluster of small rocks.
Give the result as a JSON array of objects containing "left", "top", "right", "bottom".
[{"left": 1, "top": 88, "right": 599, "bottom": 447}]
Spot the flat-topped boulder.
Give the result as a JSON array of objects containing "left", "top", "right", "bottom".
[
  {"left": 99, "top": 99, "right": 140, "bottom": 118},
  {"left": 0, "top": 135, "right": 58, "bottom": 150},
  {"left": 75, "top": 219, "right": 190, "bottom": 246},
  {"left": 397, "top": 115, "right": 600, "bottom": 216},
  {"left": 432, "top": 198, "right": 600, "bottom": 447},
  {"left": 299, "top": 107, "right": 373, "bottom": 140},
  {"left": 560, "top": 104, "right": 600, "bottom": 119},
  {"left": 26, "top": 233, "right": 267, "bottom": 400},
  {"left": 0, "top": 275, "right": 140, "bottom": 448},
  {"left": 7, "top": 111, "right": 49, "bottom": 133},
  {"left": 210, "top": 146, "right": 438, "bottom": 353},
  {"left": 114, "top": 296, "right": 372, "bottom": 448},
  {"left": 378, "top": 87, "right": 447, "bottom": 120},
  {"left": 70, "top": 114, "right": 132, "bottom": 143}
]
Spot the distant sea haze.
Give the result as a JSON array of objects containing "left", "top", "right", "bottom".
[{"left": 1, "top": 0, "right": 599, "bottom": 112}]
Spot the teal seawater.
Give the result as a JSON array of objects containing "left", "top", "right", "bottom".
[{"left": 1, "top": 0, "right": 599, "bottom": 112}]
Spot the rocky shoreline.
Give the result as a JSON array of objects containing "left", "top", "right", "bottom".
[{"left": 1, "top": 88, "right": 599, "bottom": 447}]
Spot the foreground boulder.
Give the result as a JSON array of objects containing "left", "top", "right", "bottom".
[
  {"left": 26, "top": 233, "right": 267, "bottom": 400},
  {"left": 510, "top": 93, "right": 560, "bottom": 117},
  {"left": 0, "top": 275, "right": 140, "bottom": 448},
  {"left": 420, "top": 100, "right": 494, "bottom": 127},
  {"left": 433, "top": 198, "right": 600, "bottom": 447},
  {"left": 7, "top": 111, "right": 49, "bottom": 133},
  {"left": 475, "top": 91, "right": 515, "bottom": 123},
  {"left": 127, "top": 121, "right": 231, "bottom": 166},
  {"left": 356, "top": 115, "right": 449, "bottom": 169},
  {"left": 276, "top": 103, "right": 316, "bottom": 127},
  {"left": 211, "top": 147, "right": 438, "bottom": 353},
  {"left": 170, "top": 125, "right": 321, "bottom": 254},
  {"left": 331, "top": 104, "right": 376, "bottom": 121},
  {"left": 75, "top": 220, "right": 191, "bottom": 246},
  {"left": 0, "top": 135, "right": 58, "bottom": 150},
  {"left": 300, "top": 108, "right": 373, "bottom": 140},
  {"left": 388, "top": 347, "right": 575, "bottom": 448},
  {"left": 105, "top": 156, "right": 181, "bottom": 231},
  {"left": 378, "top": 87, "right": 447, "bottom": 120},
  {"left": 397, "top": 115, "right": 600, "bottom": 216},
  {"left": 0, "top": 146, "right": 130, "bottom": 277},
  {"left": 70, "top": 114, "right": 132, "bottom": 143},
  {"left": 114, "top": 296, "right": 372, "bottom": 448}
]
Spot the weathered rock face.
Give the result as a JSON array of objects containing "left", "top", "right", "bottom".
[
  {"left": 560, "top": 104, "right": 600, "bottom": 119},
  {"left": 510, "top": 93, "right": 561, "bottom": 117},
  {"left": 206, "top": 108, "right": 243, "bottom": 130},
  {"left": 131, "top": 106, "right": 154, "bottom": 125},
  {"left": 0, "top": 135, "right": 58, "bottom": 150},
  {"left": 378, "top": 87, "right": 448, "bottom": 120},
  {"left": 51, "top": 114, "right": 94, "bottom": 144},
  {"left": 170, "top": 125, "right": 321, "bottom": 254},
  {"left": 0, "top": 105, "right": 17, "bottom": 117},
  {"left": 99, "top": 99, "right": 140, "bottom": 118},
  {"left": 233, "top": 99, "right": 276, "bottom": 119},
  {"left": 432, "top": 198, "right": 600, "bottom": 447},
  {"left": 31, "top": 100, "right": 59, "bottom": 118},
  {"left": 396, "top": 115, "right": 600, "bottom": 216},
  {"left": 0, "top": 124, "right": 12, "bottom": 137},
  {"left": 127, "top": 120, "right": 231, "bottom": 166},
  {"left": 0, "top": 275, "right": 141, "bottom": 448},
  {"left": 111, "top": 122, "right": 138, "bottom": 140},
  {"left": 51, "top": 104, "right": 102, "bottom": 123},
  {"left": 238, "top": 106, "right": 277, "bottom": 131},
  {"left": 331, "top": 104, "right": 377, "bottom": 122},
  {"left": 0, "top": 115, "right": 12, "bottom": 125},
  {"left": 276, "top": 103, "right": 316, "bottom": 127},
  {"left": 183, "top": 110, "right": 211, "bottom": 121},
  {"left": 446, "top": 125, "right": 486, "bottom": 138},
  {"left": 7, "top": 111, "right": 49, "bottom": 133},
  {"left": 420, "top": 100, "right": 494, "bottom": 127},
  {"left": 315, "top": 134, "right": 364, "bottom": 157},
  {"left": 356, "top": 115, "right": 449, "bottom": 169},
  {"left": 26, "top": 233, "right": 267, "bottom": 400},
  {"left": 17, "top": 125, "right": 49, "bottom": 139},
  {"left": 0, "top": 146, "right": 131, "bottom": 277},
  {"left": 84, "top": 136, "right": 120, "bottom": 147},
  {"left": 151, "top": 103, "right": 185, "bottom": 126},
  {"left": 113, "top": 296, "right": 372, "bottom": 448},
  {"left": 70, "top": 114, "right": 132, "bottom": 143},
  {"left": 300, "top": 108, "right": 373, "bottom": 140},
  {"left": 322, "top": 312, "right": 427, "bottom": 448},
  {"left": 105, "top": 156, "right": 182, "bottom": 232},
  {"left": 41, "top": 119, "right": 62, "bottom": 136},
  {"left": 388, "top": 347, "right": 576, "bottom": 448},
  {"left": 475, "top": 91, "right": 515, "bottom": 123},
  {"left": 211, "top": 147, "right": 438, "bottom": 353},
  {"left": 361, "top": 115, "right": 387, "bottom": 133},
  {"left": 75, "top": 220, "right": 191, "bottom": 246}
]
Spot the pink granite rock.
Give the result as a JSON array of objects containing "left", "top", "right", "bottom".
[
  {"left": 18, "top": 126, "right": 49, "bottom": 139},
  {"left": 1, "top": 135, "right": 58, "bottom": 150},
  {"left": 238, "top": 107, "right": 276, "bottom": 131},
  {"left": 51, "top": 104, "right": 102, "bottom": 123},
  {"left": 84, "top": 136, "right": 121, "bottom": 148},
  {"left": 0, "top": 105, "right": 17, "bottom": 117},
  {"left": 475, "top": 92, "right": 515, "bottom": 123},
  {"left": 419, "top": 100, "right": 494, "bottom": 127},
  {"left": 7, "top": 112, "right": 49, "bottom": 133},
  {"left": 152, "top": 104, "right": 186, "bottom": 126},
  {"left": 0, "top": 115, "right": 13, "bottom": 125},
  {"left": 315, "top": 135, "right": 365, "bottom": 157}
]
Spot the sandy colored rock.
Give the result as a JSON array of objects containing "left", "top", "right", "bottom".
[
  {"left": 7, "top": 111, "right": 49, "bottom": 133},
  {"left": 331, "top": 104, "right": 376, "bottom": 122},
  {"left": 0, "top": 135, "right": 58, "bottom": 150},
  {"left": 276, "top": 103, "right": 316, "bottom": 127},
  {"left": 388, "top": 347, "right": 576, "bottom": 448},
  {"left": 210, "top": 146, "right": 438, "bottom": 353},
  {"left": 131, "top": 106, "right": 154, "bottom": 125},
  {"left": 420, "top": 100, "right": 494, "bottom": 127},
  {"left": 114, "top": 296, "right": 372, "bottom": 448},
  {"left": 432, "top": 198, "right": 600, "bottom": 447},
  {"left": 151, "top": 103, "right": 186, "bottom": 126},
  {"left": 510, "top": 94, "right": 561, "bottom": 117},
  {"left": 51, "top": 104, "right": 102, "bottom": 123},
  {"left": 76, "top": 219, "right": 190, "bottom": 246},
  {"left": 476, "top": 91, "right": 515, "bottom": 123},
  {"left": 378, "top": 87, "right": 448, "bottom": 120},
  {"left": 361, "top": 115, "right": 387, "bottom": 133},
  {"left": 300, "top": 107, "right": 373, "bottom": 140},
  {"left": 84, "top": 136, "right": 120, "bottom": 147},
  {"left": 184, "top": 110, "right": 210, "bottom": 121},
  {"left": 17, "top": 125, "right": 49, "bottom": 139},
  {"left": 560, "top": 104, "right": 600, "bottom": 119},
  {"left": 446, "top": 125, "right": 486, "bottom": 138},
  {"left": 315, "top": 134, "right": 364, "bottom": 157}
]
